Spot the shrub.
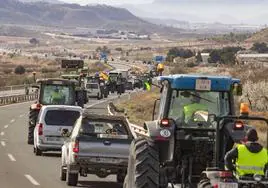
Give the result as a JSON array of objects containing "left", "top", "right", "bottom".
[
  {"left": 14, "top": 65, "right": 26, "bottom": 74},
  {"left": 251, "top": 42, "right": 268, "bottom": 53}
]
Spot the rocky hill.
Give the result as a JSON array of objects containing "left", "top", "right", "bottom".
[
  {"left": 246, "top": 28, "right": 268, "bottom": 43},
  {"left": 0, "top": 0, "right": 168, "bottom": 33}
]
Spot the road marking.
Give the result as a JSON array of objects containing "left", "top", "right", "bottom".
[
  {"left": 4, "top": 125, "right": 8, "bottom": 129},
  {"left": 19, "top": 114, "right": 24, "bottom": 118},
  {"left": 24, "top": 174, "right": 40, "bottom": 186},
  {"left": 10, "top": 119, "right": 15, "bottom": 123},
  {"left": 0, "top": 132, "right": 5, "bottom": 136},
  {"left": 7, "top": 154, "right": 16, "bottom": 161},
  {"left": 1, "top": 141, "right": 6, "bottom": 147}
]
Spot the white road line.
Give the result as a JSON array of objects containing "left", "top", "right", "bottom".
[
  {"left": 10, "top": 119, "right": 15, "bottom": 123},
  {"left": 1, "top": 141, "right": 6, "bottom": 147},
  {"left": 0, "top": 132, "right": 5, "bottom": 136},
  {"left": 4, "top": 125, "right": 9, "bottom": 129},
  {"left": 19, "top": 114, "right": 24, "bottom": 118},
  {"left": 24, "top": 174, "right": 40, "bottom": 186},
  {"left": 7, "top": 154, "right": 16, "bottom": 161}
]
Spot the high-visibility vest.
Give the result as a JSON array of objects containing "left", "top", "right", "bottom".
[
  {"left": 144, "top": 82, "right": 151, "bottom": 91},
  {"left": 183, "top": 103, "right": 208, "bottom": 122},
  {"left": 236, "top": 144, "right": 267, "bottom": 176},
  {"left": 52, "top": 92, "right": 62, "bottom": 100}
]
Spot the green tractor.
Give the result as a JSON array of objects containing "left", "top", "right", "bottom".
[
  {"left": 123, "top": 74, "right": 264, "bottom": 188},
  {"left": 27, "top": 60, "right": 88, "bottom": 145}
]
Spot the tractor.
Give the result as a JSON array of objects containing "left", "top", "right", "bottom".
[
  {"left": 27, "top": 60, "right": 88, "bottom": 145},
  {"left": 124, "top": 74, "right": 265, "bottom": 188}
]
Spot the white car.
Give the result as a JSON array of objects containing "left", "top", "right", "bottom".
[{"left": 33, "top": 105, "right": 83, "bottom": 156}]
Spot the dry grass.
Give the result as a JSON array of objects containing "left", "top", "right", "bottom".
[{"left": 117, "top": 89, "right": 160, "bottom": 125}]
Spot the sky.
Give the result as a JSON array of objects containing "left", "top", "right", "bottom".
[{"left": 58, "top": 0, "right": 268, "bottom": 25}]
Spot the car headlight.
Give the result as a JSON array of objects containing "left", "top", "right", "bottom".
[{"left": 254, "top": 174, "right": 262, "bottom": 182}]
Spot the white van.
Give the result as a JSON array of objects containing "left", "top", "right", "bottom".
[{"left": 33, "top": 105, "right": 83, "bottom": 156}]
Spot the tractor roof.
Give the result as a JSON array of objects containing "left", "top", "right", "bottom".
[
  {"left": 36, "top": 78, "right": 78, "bottom": 85},
  {"left": 158, "top": 74, "right": 240, "bottom": 91}
]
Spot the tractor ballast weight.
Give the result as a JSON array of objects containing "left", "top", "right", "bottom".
[
  {"left": 27, "top": 78, "right": 86, "bottom": 145},
  {"left": 124, "top": 74, "right": 249, "bottom": 188}
]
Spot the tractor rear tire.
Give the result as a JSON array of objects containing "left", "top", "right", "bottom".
[
  {"left": 125, "top": 137, "right": 160, "bottom": 188},
  {"left": 197, "top": 178, "right": 212, "bottom": 188},
  {"left": 28, "top": 109, "right": 38, "bottom": 145}
]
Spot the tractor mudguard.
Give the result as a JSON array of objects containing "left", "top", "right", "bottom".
[
  {"left": 30, "top": 103, "right": 42, "bottom": 110},
  {"left": 144, "top": 120, "right": 175, "bottom": 162}
]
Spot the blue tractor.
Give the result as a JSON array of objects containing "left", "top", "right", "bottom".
[{"left": 124, "top": 74, "right": 268, "bottom": 188}]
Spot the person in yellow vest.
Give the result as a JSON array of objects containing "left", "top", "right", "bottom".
[
  {"left": 51, "top": 87, "right": 65, "bottom": 104},
  {"left": 183, "top": 93, "right": 208, "bottom": 123},
  {"left": 224, "top": 129, "right": 268, "bottom": 177}
]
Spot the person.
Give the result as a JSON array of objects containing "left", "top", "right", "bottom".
[
  {"left": 183, "top": 93, "right": 208, "bottom": 123},
  {"left": 224, "top": 129, "right": 268, "bottom": 177},
  {"left": 51, "top": 87, "right": 65, "bottom": 104}
]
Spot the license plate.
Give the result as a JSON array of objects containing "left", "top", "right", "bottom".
[
  {"left": 219, "top": 182, "right": 238, "bottom": 188},
  {"left": 92, "top": 158, "right": 122, "bottom": 164},
  {"left": 195, "top": 79, "right": 211, "bottom": 91},
  {"left": 46, "top": 137, "right": 62, "bottom": 141}
]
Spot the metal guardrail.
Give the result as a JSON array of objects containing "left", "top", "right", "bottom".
[
  {"left": 107, "top": 102, "right": 148, "bottom": 138},
  {"left": 0, "top": 93, "right": 38, "bottom": 106}
]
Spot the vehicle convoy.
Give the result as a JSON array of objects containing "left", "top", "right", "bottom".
[
  {"left": 27, "top": 59, "right": 88, "bottom": 145},
  {"left": 123, "top": 74, "right": 267, "bottom": 188},
  {"left": 33, "top": 105, "right": 82, "bottom": 156},
  {"left": 60, "top": 113, "right": 134, "bottom": 186}
]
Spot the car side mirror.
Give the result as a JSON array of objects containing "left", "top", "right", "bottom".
[{"left": 231, "top": 83, "right": 242, "bottom": 96}]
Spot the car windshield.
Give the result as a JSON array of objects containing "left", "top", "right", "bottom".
[
  {"left": 79, "top": 119, "right": 129, "bottom": 137},
  {"left": 40, "top": 84, "right": 75, "bottom": 105},
  {"left": 86, "top": 83, "right": 99, "bottom": 89},
  {"left": 45, "top": 110, "right": 80, "bottom": 126},
  {"left": 168, "top": 90, "right": 230, "bottom": 127}
]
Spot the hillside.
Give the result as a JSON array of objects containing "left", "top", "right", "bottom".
[
  {"left": 246, "top": 28, "right": 268, "bottom": 43},
  {"left": 0, "top": 0, "right": 165, "bottom": 33}
]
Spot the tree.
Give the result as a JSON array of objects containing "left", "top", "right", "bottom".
[
  {"left": 196, "top": 51, "right": 203, "bottom": 63},
  {"left": 14, "top": 65, "right": 26, "bottom": 74},
  {"left": 115, "top": 47, "right": 123, "bottom": 52},
  {"left": 29, "top": 38, "right": 39, "bottom": 45},
  {"left": 251, "top": 42, "right": 268, "bottom": 53},
  {"left": 208, "top": 46, "right": 243, "bottom": 64}
]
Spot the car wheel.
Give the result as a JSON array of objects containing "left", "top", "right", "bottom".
[
  {"left": 66, "top": 168, "right": 78, "bottom": 186},
  {"left": 35, "top": 147, "right": 42, "bottom": 156},
  {"left": 117, "top": 173, "right": 126, "bottom": 183},
  {"left": 60, "top": 166, "right": 67, "bottom": 181}
]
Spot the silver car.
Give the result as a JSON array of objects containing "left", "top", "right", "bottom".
[
  {"left": 33, "top": 105, "right": 83, "bottom": 156},
  {"left": 60, "top": 113, "right": 134, "bottom": 186},
  {"left": 85, "top": 83, "right": 103, "bottom": 99}
]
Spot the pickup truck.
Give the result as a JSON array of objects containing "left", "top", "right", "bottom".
[{"left": 60, "top": 113, "right": 134, "bottom": 186}]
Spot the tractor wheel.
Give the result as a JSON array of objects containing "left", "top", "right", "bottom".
[
  {"left": 28, "top": 109, "right": 39, "bottom": 145},
  {"left": 125, "top": 137, "right": 160, "bottom": 188},
  {"left": 197, "top": 178, "right": 212, "bottom": 188}
]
